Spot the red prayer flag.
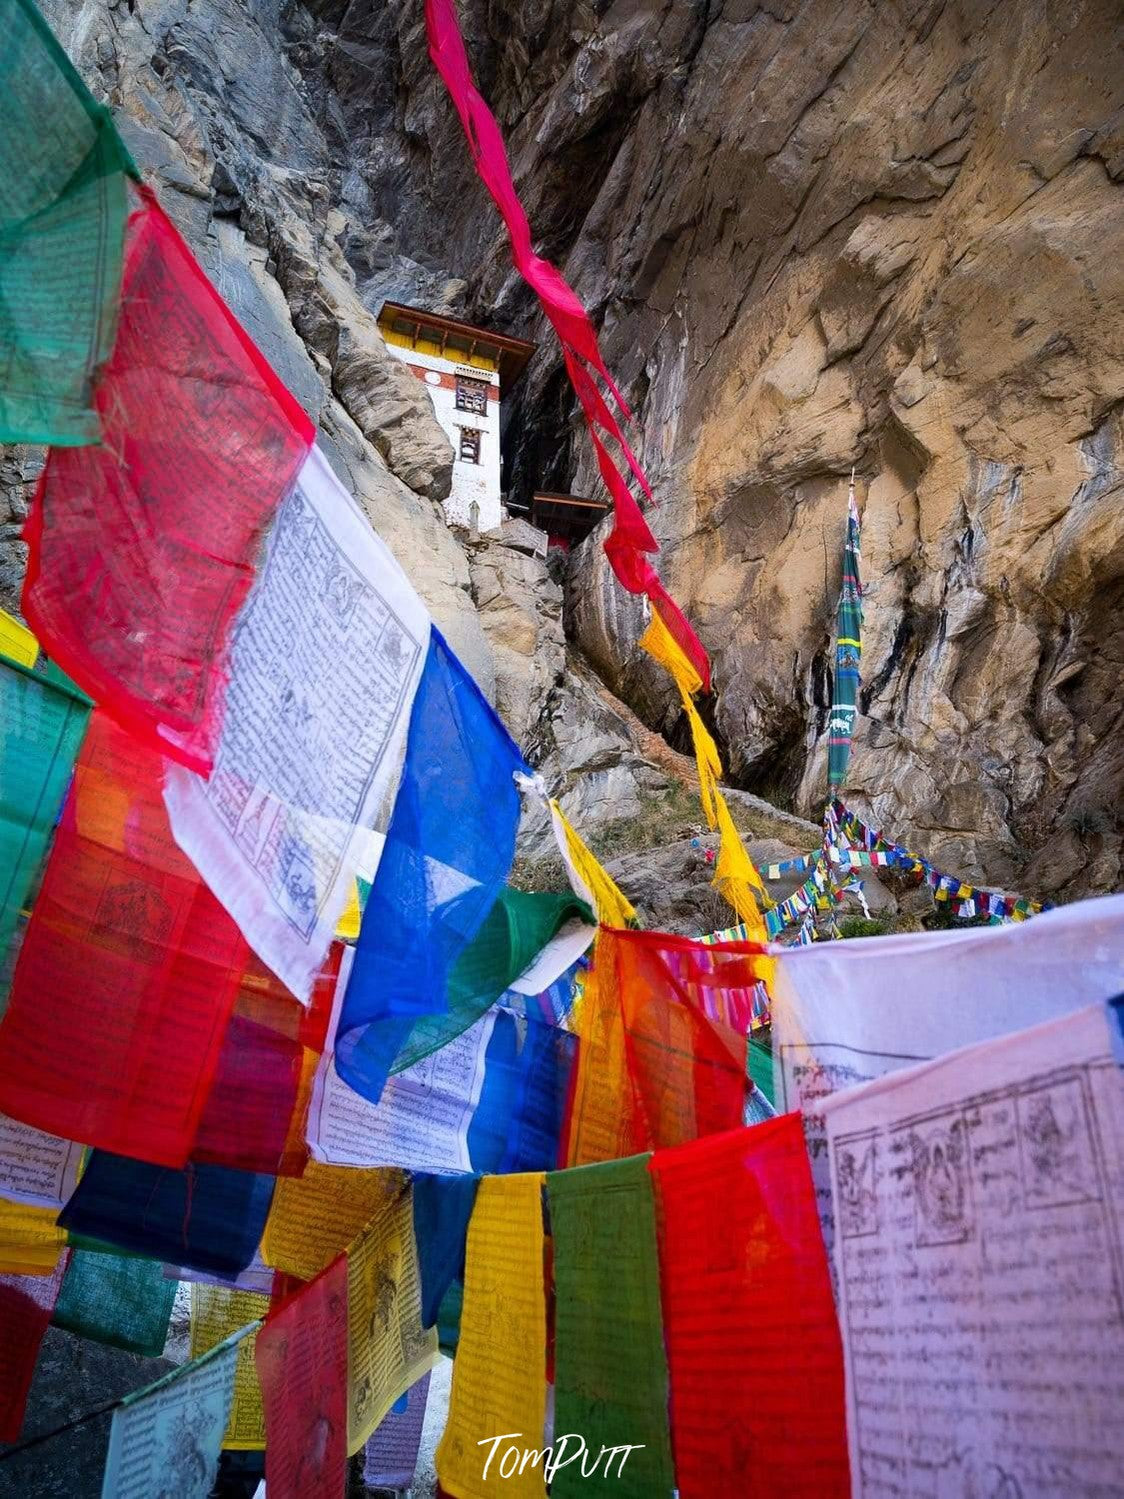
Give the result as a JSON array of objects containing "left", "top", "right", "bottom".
[
  {"left": 192, "top": 946, "right": 342, "bottom": 1177},
  {"left": 0, "top": 712, "right": 248, "bottom": 1168},
  {"left": 649, "top": 1116, "right": 850, "bottom": 1499},
  {"left": 22, "top": 185, "right": 314, "bottom": 772},
  {"left": 257, "top": 1254, "right": 348, "bottom": 1499},
  {"left": 568, "top": 929, "right": 762, "bottom": 1164},
  {"left": 424, "top": 0, "right": 710, "bottom": 691},
  {"left": 0, "top": 1256, "right": 69, "bottom": 1443}
]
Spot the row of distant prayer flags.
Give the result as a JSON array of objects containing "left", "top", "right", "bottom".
[{"left": 762, "top": 797, "right": 1047, "bottom": 933}]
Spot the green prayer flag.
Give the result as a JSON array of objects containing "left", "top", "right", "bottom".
[
  {"left": 749, "top": 1034, "right": 774, "bottom": 1105},
  {"left": 0, "top": 0, "right": 137, "bottom": 444},
  {"left": 391, "top": 886, "right": 591, "bottom": 1073},
  {"left": 52, "top": 1247, "right": 177, "bottom": 1357},
  {"left": 437, "top": 1278, "right": 463, "bottom": 1358},
  {"left": 547, "top": 1154, "right": 676, "bottom": 1498},
  {"left": 0, "top": 655, "right": 90, "bottom": 971}
]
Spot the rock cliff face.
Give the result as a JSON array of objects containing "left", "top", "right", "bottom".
[
  {"left": 5, "top": 0, "right": 1123, "bottom": 903},
  {"left": 418, "top": 0, "right": 1124, "bottom": 899}
]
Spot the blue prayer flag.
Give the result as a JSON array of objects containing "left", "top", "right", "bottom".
[{"left": 335, "top": 629, "right": 528, "bottom": 1102}]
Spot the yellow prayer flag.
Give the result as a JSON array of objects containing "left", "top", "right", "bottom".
[
  {"left": 346, "top": 1185, "right": 438, "bottom": 1454},
  {"left": 638, "top": 608, "right": 701, "bottom": 696},
  {"left": 548, "top": 801, "right": 636, "bottom": 930},
  {"left": 564, "top": 939, "right": 636, "bottom": 1168},
  {"left": 335, "top": 881, "right": 362, "bottom": 941},
  {"left": 262, "top": 1160, "right": 404, "bottom": 1281},
  {"left": 436, "top": 1174, "right": 548, "bottom": 1499},
  {"left": 189, "top": 1285, "right": 269, "bottom": 1449},
  {"left": 0, "top": 607, "right": 38, "bottom": 669},
  {"left": 0, "top": 1194, "right": 66, "bottom": 1274}
]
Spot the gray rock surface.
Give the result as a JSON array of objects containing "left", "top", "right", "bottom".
[{"left": 0, "top": 1330, "right": 173, "bottom": 1499}]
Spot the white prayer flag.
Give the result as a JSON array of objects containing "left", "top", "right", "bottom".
[
  {"left": 823, "top": 1001, "right": 1124, "bottom": 1497},
  {"left": 771, "top": 893, "right": 1124, "bottom": 1264},
  {"left": 164, "top": 445, "right": 430, "bottom": 1001},
  {"left": 307, "top": 948, "right": 496, "bottom": 1173}
]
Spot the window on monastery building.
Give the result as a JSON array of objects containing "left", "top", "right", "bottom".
[
  {"left": 459, "top": 426, "right": 482, "bottom": 464},
  {"left": 455, "top": 375, "right": 489, "bottom": 414}
]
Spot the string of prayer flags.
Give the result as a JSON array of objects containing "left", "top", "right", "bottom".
[
  {"left": 345, "top": 1185, "right": 439, "bottom": 1453},
  {"left": 773, "top": 892, "right": 1124, "bottom": 1269},
  {"left": 100, "top": 1318, "right": 256, "bottom": 1499},
  {"left": 498, "top": 957, "right": 583, "bottom": 1028},
  {"left": 363, "top": 1371, "right": 430, "bottom": 1491},
  {"left": 23, "top": 184, "right": 314, "bottom": 771},
  {"left": 52, "top": 1248, "right": 176, "bottom": 1357},
  {"left": 388, "top": 886, "right": 591, "bottom": 1074},
  {"left": 0, "top": 1256, "right": 69, "bottom": 1442},
  {"left": 0, "top": 0, "right": 136, "bottom": 446},
  {"left": 436, "top": 1173, "right": 549, "bottom": 1499},
  {"left": 823, "top": 1002, "right": 1124, "bottom": 1496},
  {"left": 424, "top": 0, "right": 709, "bottom": 691},
  {"left": 834, "top": 798, "right": 1048, "bottom": 921},
  {"left": 827, "top": 476, "right": 862, "bottom": 791},
  {"left": 0, "top": 654, "right": 90, "bottom": 965},
  {"left": 638, "top": 608, "right": 772, "bottom": 942},
  {"left": 468, "top": 1012, "right": 578, "bottom": 1174},
  {"left": 192, "top": 946, "right": 342, "bottom": 1179},
  {"left": 256, "top": 1255, "right": 348, "bottom": 1499},
  {"left": 0, "top": 1116, "right": 83, "bottom": 1210},
  {"left": 262, "top": 1162, "right": 403, "bottom": 1282},
  {"left": 699, "top": 921, "right": 771, "bottom": 1030},
  {"left": 190, "top": 1285, "right": 270, "bottom": 1450},
  {"left": 336, "top": 628, "right": 528, "bottom": 1104},
  {"left": 0, "top": 712, "right": 252, "bottom": 1167},
  {"left": 413, "top": 1174, "right": 478, "bottom": 1330},
  {"left": 163, "top": 444, "right": 430, "bottom": 1000},
  {"left": 58, "top": 1153, "right": 275, "bottom": 1279},
  {"left": 650, "top": 1116, "right": 849, "bottom": 1499},
  {"left": 547, "top": 798, "right": 637, "bottom": 929},
  {"left": 547, "top": 1155, "right": 676, "bottom": 1499},
  {"left": 0, "top": 1194, "right": 67, "bottom": 1274}
]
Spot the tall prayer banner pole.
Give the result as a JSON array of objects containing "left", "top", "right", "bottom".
[
  {"left": 828, "top": 471, "right": 863, "bottom": 795},
  {"left": 818, "top": 472, "right": 863, "bottom": 941}
]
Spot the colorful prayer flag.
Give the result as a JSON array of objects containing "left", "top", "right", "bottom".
[
  {"left": 100, "top": 1318, "right": 253, "bottom": 1499},
  {"left": 163, "top": 444, "right": 430, "bottom": 1000},
  {"left": 345, "top": 1186, "right": 438, "bottom": 1453},
  {"left": 0, "top": 1256, "right": 69, "bottom": 1442},
  {"left": 547, "top": 1155, "right": 675, "bottom": 1498},
  {"left": 650, "top": 1117, "right": 849, "bottom": 1498},
  {"left": 0, "top": 0, "right": 135, "bottom": 446},
  {"left": 52, "top": 1248, "right": 177, "bottom": 1357},
  {"left": 436, "top": 1173, "right": 548, "bottom": 1499},
  {"left": 424, "top": 0, "right": 709, "bottom": 689},
  {"left": 363, "top": 1371, "right": 431, "bottom": 1491},
  {"left": 59, "top": 1152, "right": 275, "bottom": 1279},
  {"left": 190, "top": 1284, "right": 270, "bottom": 1450},
  {"left": 23, "top": 186, "right": 314, "bottom": 771},
  {"left": 336, "top": 629, "right": 528, "bottom": 1104},
  {"left": 0, "top": 654, "right": 90, "bottom": 965},
  {"left": 0, "top": 712, "right": 250, "bottom": 1167},
  {"left": 256, "top": 1255, "right": 348, "bottom": 1499}
]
